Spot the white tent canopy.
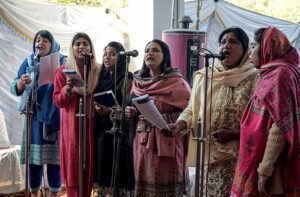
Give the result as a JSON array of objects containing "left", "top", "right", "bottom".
[
  {"left": 0, "top": 0, "right": 134, "bottom": 50},
  {"left": 185, "top": 0, "right": 300, "bottom": 54},
  {"left": 0, "top": 0, "right": 136, "bottom": 145}
]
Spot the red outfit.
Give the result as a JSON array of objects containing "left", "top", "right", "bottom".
[
  {"left": 231, "top": 27, "right": 300, "bottom": 197},
  {"left": 53, "top": 65, "right": 94, "bottom": 197}
]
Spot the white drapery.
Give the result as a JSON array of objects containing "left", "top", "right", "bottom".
[
  {"left": 0, "top": 0, "right": 134, "bottom": 145},
  {"left": 185, "top": 0, "right": 300, "bottom": 54}
]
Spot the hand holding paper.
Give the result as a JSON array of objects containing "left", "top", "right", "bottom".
[
  {"left": 132, "top": 94, "right": 169, "bottom": 130},
  {"left": 62, "top": 69, "right": 85, "bottom": 87}
]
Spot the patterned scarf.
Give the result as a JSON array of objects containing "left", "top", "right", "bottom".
[
  {"left": 232, "top": 27, "right": 300, "bottom": 197},
  {"left": 191, "top": 50, "right": 258, "bottom": 164}
]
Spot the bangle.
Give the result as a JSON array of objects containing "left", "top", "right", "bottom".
[{"left": 258, "top": 173, "right": 266, "bottom": 178}]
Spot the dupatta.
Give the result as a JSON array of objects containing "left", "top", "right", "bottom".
[{"left": 233, "top": 27, "right": 300, "bottom": 197}]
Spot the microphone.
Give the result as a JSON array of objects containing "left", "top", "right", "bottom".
[
  {"left": 199, "top": 52, "right": 226, "bottom": 61},
  {"left": 81, "top": 51, "right": 94, "bottom": 59},
  {"left": 34, "top": 47, "right": 40, "bottom": 60},
  {"left": 119, "top": 49, "right": 139, "bottom": 57}
]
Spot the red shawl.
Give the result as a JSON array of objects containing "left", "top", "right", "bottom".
[{"left": 231, "top": 27, "right": 300, "bottom": 197}]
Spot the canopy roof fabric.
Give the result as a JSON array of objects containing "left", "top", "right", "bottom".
[
  {"left": 0, "top": 0, "right": 128, "bottom": 49},
  {"left": 0, "top": 0, "right": 134, "bottom": 144},
  {"left": 185, "top": 0, "right": 300, "bottom": 53}
]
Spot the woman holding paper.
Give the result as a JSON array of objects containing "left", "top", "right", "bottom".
[
  {"left": 125, "top": 39, "right": 191, "bottom": 197},
  {"left": 92, "top": 41, "right": 135, "bottom": 196},
  {"left": 10, "top": 30, "right": 66, "bottom": 197},
  {"left": 53, "top": 32, "right": 101, "bottom": 197}
]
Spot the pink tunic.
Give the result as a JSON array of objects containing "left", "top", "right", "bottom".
[
  {"left": 131, "top": 73, "right": 191, "bottom": 197},
  {"left": 53, "top": 65, "right": 93, "bottom": 196}
]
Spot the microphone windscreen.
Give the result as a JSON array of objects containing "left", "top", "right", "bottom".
[
  {"left": 132, "top": 50, "right": 138, "bottom": 57},
  {"left": 219, "top": 52, "right": 226, "bottom": 61}
]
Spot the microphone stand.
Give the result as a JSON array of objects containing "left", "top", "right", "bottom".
[
  {"left": 108, "top": 54, "right": 131, "bottom": 197},
  {"left": 23, "top": 52, "right": 39, "bottom": 197},
  {"left": 193, "top": 116, "right": 202, "bottom": 197},
  {"left": 24, "top": 97, "right": 31, "bottom": 197},
  {"left": 193, "top": 56, "right": 210, "bottom": 197},
  {"left": 76, "top": 56, "right": 88, "bottom": 197}
]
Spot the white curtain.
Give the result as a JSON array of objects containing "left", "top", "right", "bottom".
[
  {"left": 0, "top": 0, "right": 134, "bottom": 145},
  {"left": 185, "top": 0, "right": 300, "bottom": 53}
]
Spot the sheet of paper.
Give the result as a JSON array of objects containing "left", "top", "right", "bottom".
[
  {"left": 38, "top": 52, "right": 60, "bottom": 86},
  {"left": 62, "top": 69, "right": 85, "bottom": 87},
  {"left": 132, "top": 94, "right": 169, "bottom": 130}
]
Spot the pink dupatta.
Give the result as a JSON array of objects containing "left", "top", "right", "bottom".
[
  {"left": 131, "top": 68, "right": 191, "bottom": 156},
  {"left": 231, "top": 27, "right": 300, "bottom": 197}
]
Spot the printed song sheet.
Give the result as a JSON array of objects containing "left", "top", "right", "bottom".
[
  {"left": 62, "top": 69, "right": 85, "bottom": 87},
  {"left": 38, "top": 52, "right": 60, "bottom": 86},
  {"left": 132, "top": 94, "right": 169, "bottom": 130}
]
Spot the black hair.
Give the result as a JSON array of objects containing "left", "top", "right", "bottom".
[
  {"left": 141, "top": 39, "right": 171, "bottom": 77},
  {"left": 254, "top": 28, "right": 266, "bottom": 60},
  {"left": 33, "top": 30, "right": 52, "bottom": 50},
  {"left": 71, "top": 32, "right": 93, "bottom": 54},
  {"left": 218, "top": 26, "right": 249, "bottom": 55},
  {"left": 254, "top": 28, "right": 266, "bottom": 44},
  {"left": 99, "top": 41, "right": 126, "bottom": 78}
]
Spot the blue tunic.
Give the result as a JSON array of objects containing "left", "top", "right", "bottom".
[{"left": 10, "top": 36, "right": 66, "bottom": 165}]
